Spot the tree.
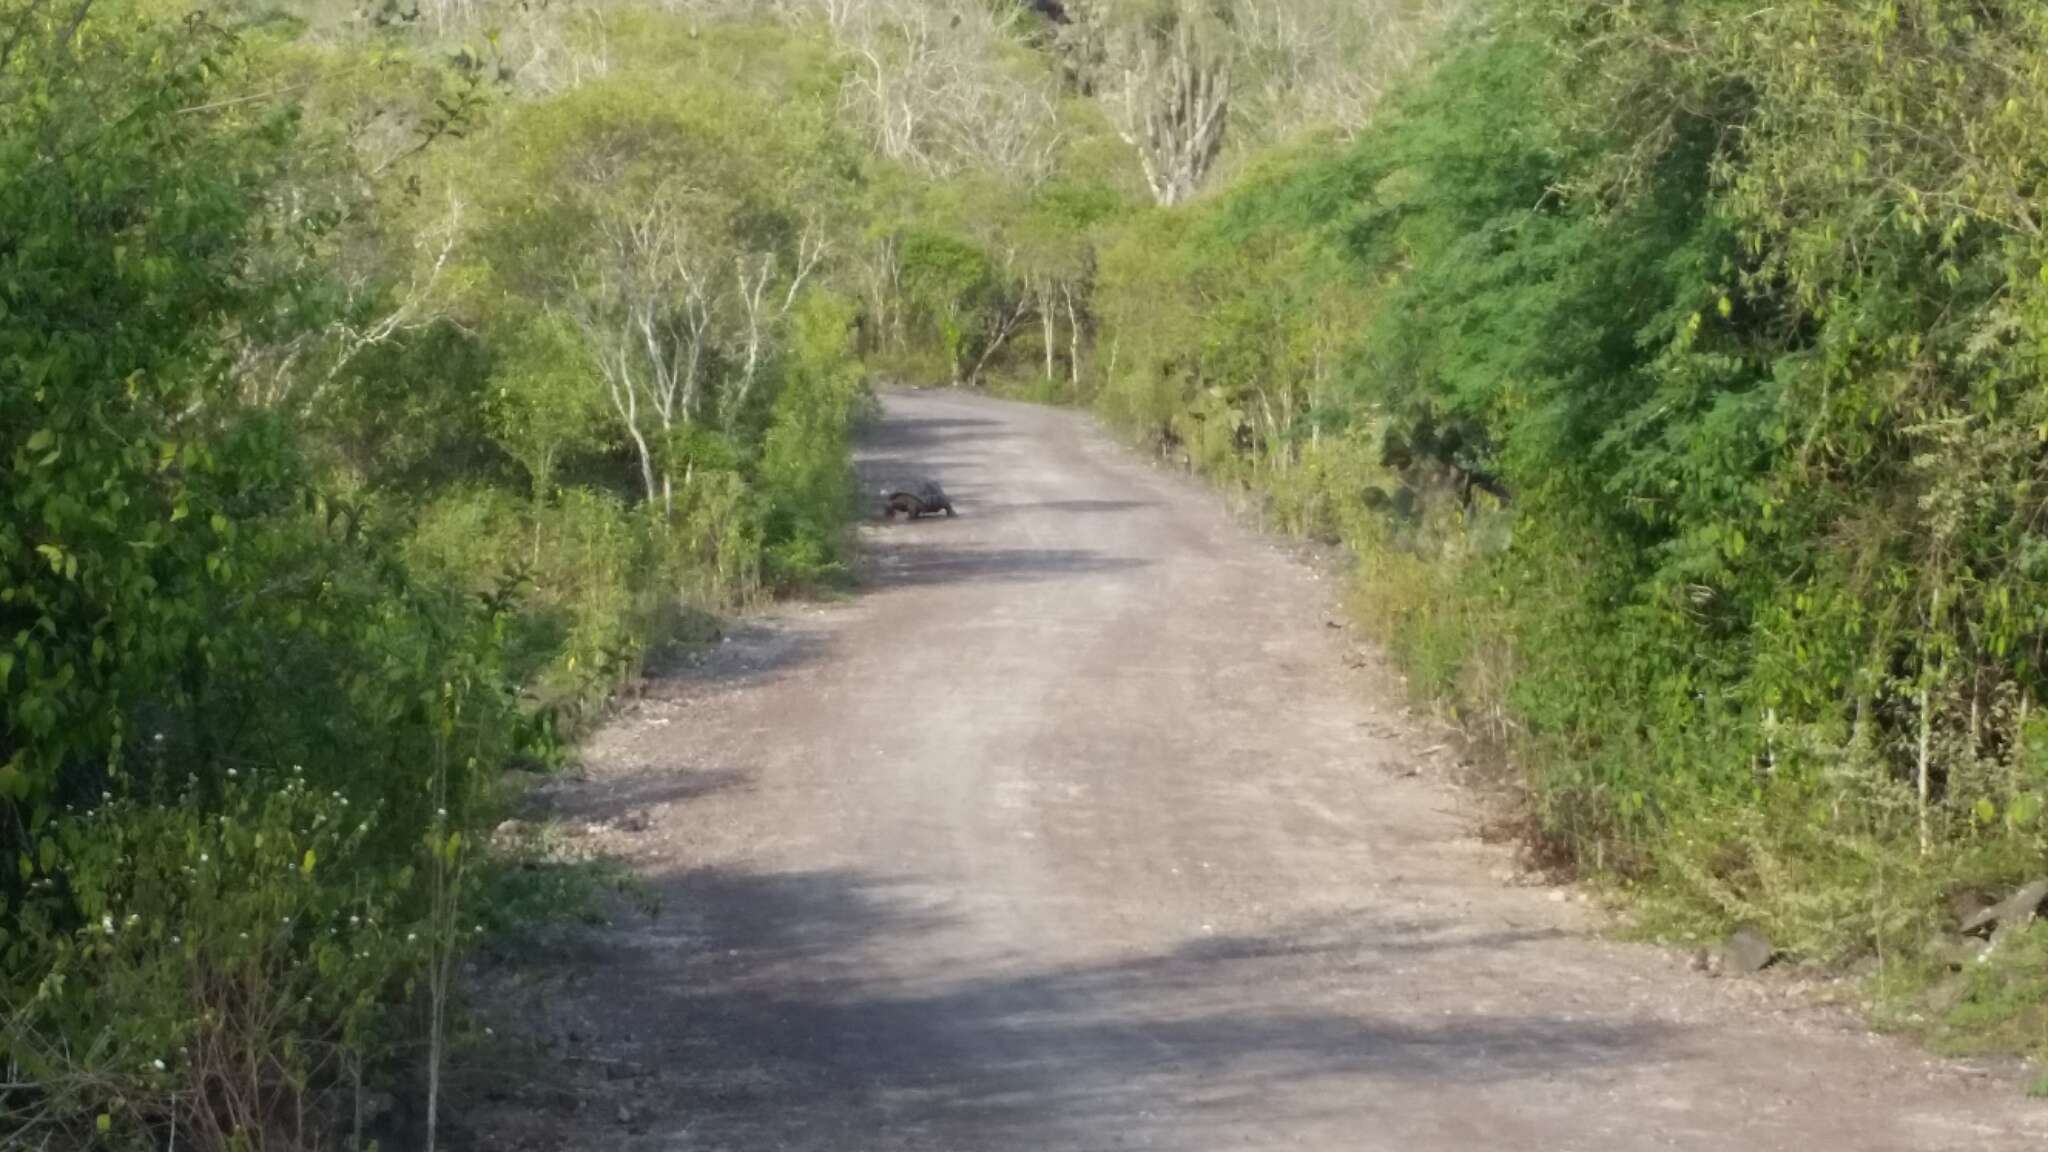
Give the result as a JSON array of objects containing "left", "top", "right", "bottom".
[
  {"left": 458, "top": 68, "right": 839, "bottom": 513},
  {"left": 828, "top": 0, "right": 1064, "bottom": 184},
  {"left": 1114, "top": 3, "right": 1230, "bottom": 206},
  {"left": 1, "top": 4, "right": 279, "bottom": 811},
  {"left": 489, "top": 310, "right": 609, "bottom": 508}
]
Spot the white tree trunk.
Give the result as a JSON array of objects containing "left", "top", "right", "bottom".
[
  {"left": 726, "top": 223, "right": 828, "bottom": 429},
  {"left": 1041, "top": 281, "right": 1057, "bottom": 382},
  {"left": 1062, "top": 282, "right": 1082, "bottom": 388},
  {"left": 576, "top": 317, "right": 658, "bottom": 505},
  {"left": 1115, "top": 16, "right": 1230, "bottom": 207}
]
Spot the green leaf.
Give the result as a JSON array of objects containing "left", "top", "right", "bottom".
[
  {"left": 303, "top": 848, "right": 316, "bottom": 876},
  {"left": 2008, "top": 794, "right": 2042, "bottom": 829}
]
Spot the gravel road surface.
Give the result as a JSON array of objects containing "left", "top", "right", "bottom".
[{"left": 473, "top": 389, "right": 2047, "bottom": 1151}]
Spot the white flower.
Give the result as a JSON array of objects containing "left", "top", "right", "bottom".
[
  {"left": 199, "top": 853, "right": 209, "bottom": 864},
  {"left": 101, "top": 914, "right": 114, "bottom": 934},
  {"left": 152, "top": 1059, "right": 165, "bottom": 1072},
  {"left": 226, "top": 768, "right": 237, "bottom": 778},
  {"left": 407, "top": 932, "right": 418, "bottom": 943}
]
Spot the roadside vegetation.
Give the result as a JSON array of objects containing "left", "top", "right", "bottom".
[
  {"left": 6, "top": 0, "right": 2048, "bottom": 1144},
  {"left": 1, "top": 2, "right": 873, "bottom": 1145},
  {"left": 1084, "top": 0, "right": 2048, "bottom": 1079}
]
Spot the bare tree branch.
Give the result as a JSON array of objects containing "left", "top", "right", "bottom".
[{"left": 1115, "top": 11, "right": 1231, "bottom": 207}]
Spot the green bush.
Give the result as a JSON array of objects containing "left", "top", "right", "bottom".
[
  {"left": 896, "top": 227, "right": 1010, "bottom": 386},
  {"left": 1085, "top": 1, "right": 2048, "bottom": 1053},
  {"left": 6, "top": 776, "right": 423, "bottom": 1149},
  {"left": 759, "top": 294, "right": 868, "bottom": 587},
  {"left": 1, "top": 4, "right": 869, "bottom": 1144}
]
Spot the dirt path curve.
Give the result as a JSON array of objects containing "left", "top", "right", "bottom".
[{"left": 479, "top": 389, "right": 2047, "bottom": 1151}]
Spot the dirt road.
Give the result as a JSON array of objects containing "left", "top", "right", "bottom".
[{"left": 479, "top": 389, "right": 2047, "bottom": 1151}]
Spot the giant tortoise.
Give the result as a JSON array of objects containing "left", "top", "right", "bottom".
[{"left": 880, "top": 479, "right": 956, "bottom": 520}]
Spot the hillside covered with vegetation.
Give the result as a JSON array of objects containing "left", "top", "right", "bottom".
[{"left": 5, "top": 0, "right": 2048, "bottom": 1144}]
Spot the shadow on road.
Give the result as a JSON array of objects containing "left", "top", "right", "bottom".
[
  {"left": 964, "top": 498, "right": 1156, "bottom": 521},
  {"left": 519, "top": 629, "right": 827, "bottom": 830},
  {"left": 857, "top": 453, "right": 975, "bottom": 484},
  {"left": 491, "top": 863, "right": 1667, "bottom": 1151},
  {"left": 539, "top": 765, "right": 753, "bottom": 828},
  {"left": 861, "top": 413, "right": 1012, "bottom": 454},
  {"left": 858, "top": 544, "right": 1148, "bottom": 589},
  {"left": 645, "top": 623, "right": 833, "bottom": 694}
]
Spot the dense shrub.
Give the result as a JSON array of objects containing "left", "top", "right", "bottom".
[
  {"left": 1086, "top": 2, "right": 2048, "bottom": 1046},
  {"left": 9, "top": 777, "right": 426, "bottom": 1148},
  {"left": 0, "top": 8, "right": 513, "bottom": 1144},
  {"left": 758, "top": 296, "right": 870, "bottom": 586},
  {"left": 1, "top": 4, "right": 869, "bottom": 1144}
]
